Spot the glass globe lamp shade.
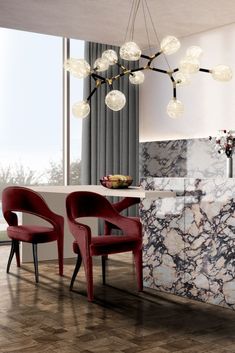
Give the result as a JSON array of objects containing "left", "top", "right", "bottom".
[
  {"left": 179, "top": 56, "right": 200, "bottom": 74},
  {"left": 102, "top": 49, "right": 118, "bottom": 65},
  {"left": 160, "top": 36, "right": 181, "bottom": 55},
  {"left": 174, "top": 71, "right": 191, "bottom": 86},
  {"left": 211, "top": 65, "right": 233, "bottom": 81},
  {"left": 186, "top": 46, "right": 203, "bottom": 58},
  {"left": 167, "top": 99, "right": 184, "bottom": 118},
  {"left": 129, "top": 71, "right": 145, "bottom": 84},
  {"left": 105, "top": 90, "right": 126, "bottom": 111},
  {"left": 72, "top": 101, "right": 90, "bottom": 118},
  {"left": 120, "top": 41, "right": 141, "bottom": 61},
  {"left": 64, "top": 58, "right": 90, "bottom": 78},
  {"left": 93, "top": 57, "right": 109, "bottom": 72}
]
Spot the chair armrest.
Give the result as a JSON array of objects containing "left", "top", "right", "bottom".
[
  {"left": 67, "top": 219, "right": 92, "bottom": 245},
  {"left": 112, "top": 197, "right": 140, "bottom": 213},
  {"left": 108, "top": 214, "right": 142, "bottom": 238},
  {"left": 49, "top": 213, "right": 64, "bottom": 233},
  {"left": 3, "top": 210, "right": 18, "bottom": 226}
]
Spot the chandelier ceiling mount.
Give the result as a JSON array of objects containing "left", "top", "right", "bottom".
[{"left": 64, "top": 0, "right": 233, "bottom": 119}]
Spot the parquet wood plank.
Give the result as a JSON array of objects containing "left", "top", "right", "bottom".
[{"left": 1, "top": 245, "right": 235, "bottom": 353}]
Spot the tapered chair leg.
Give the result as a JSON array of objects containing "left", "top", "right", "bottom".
[
  {"left": 32, "top": 243, "right": 39, "bottom": 283},
  {"left": 14, "top": 240, "right": 20, "bottom": 267},
  {"left": 101, "top": 255, "right": 106, "bottom": 285},
  {"left": 7, "top": 240, "right": 15, "bottom": 273},
  {"left": 83, "top": 256, "right": 94, "bottom": 302},
  {"left": 133, "top": 248, "right": 143, "bottom": 291},
  {"left": 57, "top": 236, "right": 64, "bottom": 276},
  {"left": 70, "top": 253, "right": 82, "bottom": 291}
]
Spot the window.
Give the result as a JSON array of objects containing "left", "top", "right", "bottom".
[
  {"left": 69, "top": 39, "right": 84, "bottom": 185},
  {"left": 0, "top": 28, "right": 84, "bottom": 241}
]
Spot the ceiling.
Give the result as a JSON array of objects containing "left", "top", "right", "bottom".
[{"left": 1, "top": 0, "right": 235, "bottom": 47}]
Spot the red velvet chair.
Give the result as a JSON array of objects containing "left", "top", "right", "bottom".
[
  {"left": 66, "top": 191, "right": 143, "bottom": 301},
  {"left": 2, "top": 186, "right": 64, "bottom": 283}
]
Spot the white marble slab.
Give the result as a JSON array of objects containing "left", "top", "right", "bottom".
[{"left": 141, "top": 177, "right": 235, "bottom": 310}]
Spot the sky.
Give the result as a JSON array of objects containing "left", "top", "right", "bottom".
[{"left": 0, "top": 28, "right": 84, "bottom": 174}]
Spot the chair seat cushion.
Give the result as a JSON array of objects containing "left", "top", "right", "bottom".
[
  {"left": 7, "top": 225, "right": 57, "bottom": 243},
  {"left": 73, "top": 235, "right": 140, "bottom": 256}
]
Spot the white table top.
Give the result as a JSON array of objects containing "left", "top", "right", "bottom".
[{"left": 30, "top": 185, "right": 176, "bottom": 199}]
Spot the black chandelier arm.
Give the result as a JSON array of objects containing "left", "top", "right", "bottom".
[
  {"left": 199, "top": 68, "right": 211, "bottom": 73},
  {"left": 173, "top": 84, "right": 177, "bottom": 99},
  {"left": 113, "top": 71, "right": 130, "bottom": 80},
  {"left": 151, "top": 51, "right": 162, "bottom": 60},
  {"left": 141, "top": 54, "right": 151, "bottom": 60},
  {"left": 173, "top": 68, "right": 179, "bottom": 73},
  {"left": 169, "top": 75, "right": 175, "bottom": 83},
  {"left": 140, "top": 51, "right": 161, "bottom": 61},
  {"left": 151, "top": 67, "right": 168, "bottom": 74},
  {"left": 116, "top": 62, "right": 129, "bottom": 72},
  {"left": 91, "top": 72, "right": 106, "bottom": 82},
  {"left": 111, "top": 68, "right": 133, "bottom": 81},
  {"left": 131, "top": 67, "right": 145, "bottom": 73},
  {"left": 91, "top": 75, "right": 97, "bottom": 82},
  {"left": 87, "top": 86, "right": 98, "bottom": 101},
  {"left": 147, "top": 52, "right": 162, "bottom": 67}
]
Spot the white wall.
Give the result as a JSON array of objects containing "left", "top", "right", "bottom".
[{"left": 139, "top": 23, "right": 235, "bottom": 142}]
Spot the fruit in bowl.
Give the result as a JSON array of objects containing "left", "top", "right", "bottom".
[{"left": 100, "top": 174, "right": 133, "bottom": 189}]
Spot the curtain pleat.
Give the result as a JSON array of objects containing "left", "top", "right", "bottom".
[{"left": 81, "top": 42, "right": 139, "bottom": 216}]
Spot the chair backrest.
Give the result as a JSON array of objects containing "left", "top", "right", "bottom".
[
  {"left": 66, "top": 191, "right": 121, "bottom": 220},
  {"left": 66, "top": 191, "right": 142, "bottom": 237},
  {"left": 2, "top": 186, "right": 58, "bottom": 226}
]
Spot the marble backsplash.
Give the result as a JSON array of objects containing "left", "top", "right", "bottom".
[{"left": 139, "top": 138, "right": 235, "bottom": 178}]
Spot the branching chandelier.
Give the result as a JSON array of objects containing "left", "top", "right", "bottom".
[{"left": 64, "top": 0, "right": 232, "bottom": 119}]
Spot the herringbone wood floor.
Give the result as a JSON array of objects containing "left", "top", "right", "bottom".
[{"left": 1, "top": 245, "right": 235, "bottom": 353}]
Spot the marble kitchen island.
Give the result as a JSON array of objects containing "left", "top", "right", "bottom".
[{"left": 141, "top": 177, "right": 235, "bottom": 310}]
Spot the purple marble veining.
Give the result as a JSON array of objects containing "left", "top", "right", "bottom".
[
  {"left": 140, "top": 178, "right": 185, "bottom": 294},
  {"left": 141, "top": 177, "right": 235, "bottom": 310},
  {"left": 140, "top": 138, "right": 234, "bottom": 178},
  {"left": 140, "top": 140, "right": 187, "bottom": 177}
]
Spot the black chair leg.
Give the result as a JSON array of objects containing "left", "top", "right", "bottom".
[
  {"left": 101, "top": 255, "right": 106, "bottom": 285},
  {"left": 7, "top": 240, "right": 15, "bottom": 273},
  {"left": 32, "top": 243, "right": 39, "bottom": 283},
  {"left": 70, "top": 254, "right": 82, "bottom": 291}
]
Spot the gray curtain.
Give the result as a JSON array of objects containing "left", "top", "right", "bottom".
[{"left": 81, "top": 42, "right": 139, "bottom": 189}]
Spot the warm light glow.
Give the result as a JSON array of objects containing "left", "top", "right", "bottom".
[
  {"left": 186, "top": 46, "right": 203, "bottom": 58},
  {"left": 167, "top": 99, "right": 184, "bottom": 118},
  {"left": 64, "top": 58, "right": 90, "bottom": 78},
  {"left": 179, "top": 56, "right": 200, "bottom": 74},
  {"left": 105, "top": 90, "right": 126, "bottom": 111},
  {"left": 129, "top": 71, "right": 145, "bottom": 84},
  {"left": 72, "top": 101, "right": 90, "bottom": 118},
  {"left": 211, "top": 65, "right": 233, "bottom": 82},
  {"left": 120, "top": 41, "right": 141, "bottom": 61},
  {"left": 160, "top": 36, "right": 181, "bottom": 55},
  {"left": 174, "top": 71, "right": 191, "bottom": 86},
  {"left": 102, "top": 50, "right": 118, "bottom": 65},
  {"left": 93, "top": 57, "right": 109, "bottom": 72}
]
